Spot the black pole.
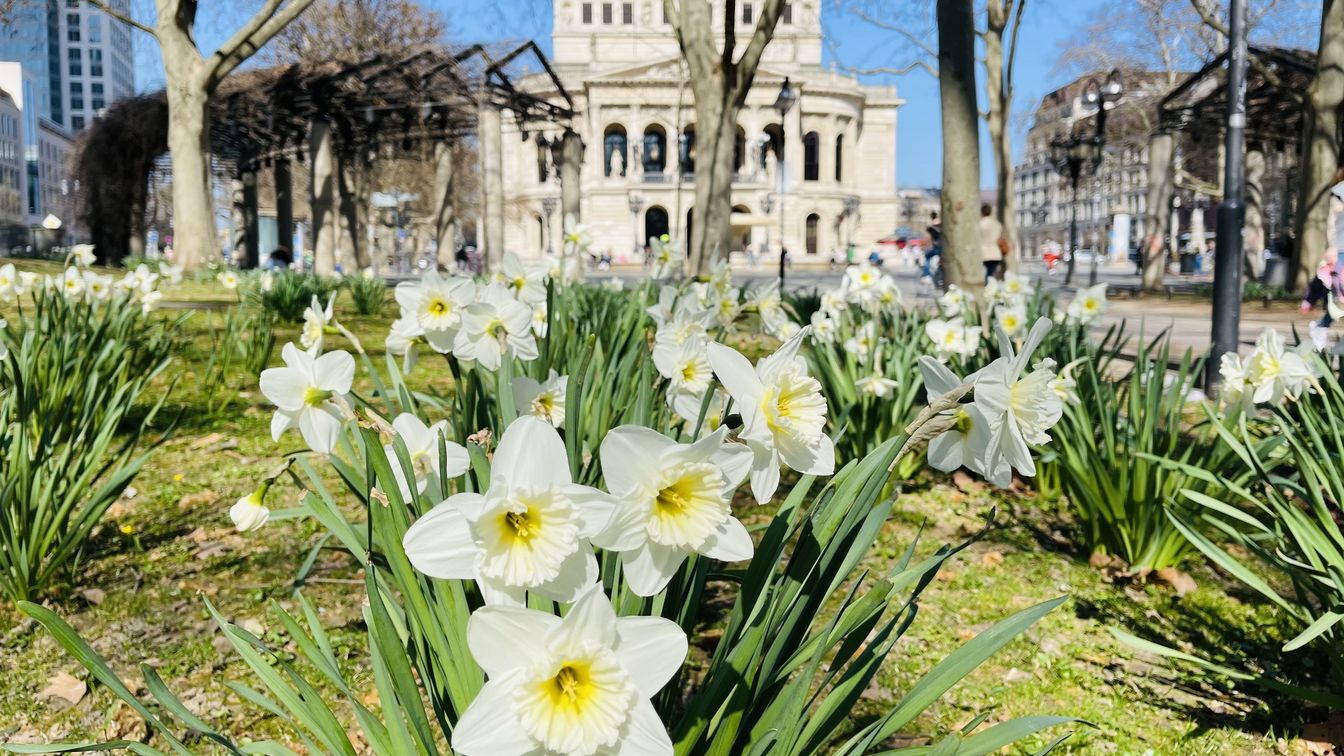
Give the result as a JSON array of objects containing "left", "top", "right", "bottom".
[
  {"left": 1208, "top": 0, "right": 1248, "bottom": 390},
  {"left": 1066, "top": 171, "right": 1079, "bottom": 285}
]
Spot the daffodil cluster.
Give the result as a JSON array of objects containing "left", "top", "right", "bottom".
[
  {"left": 387, "top": 252, "right": 547, "bottom": 371},
  {"left": 1219, "top": 327, "right": 1316, "bottom": 412},
  {"left": 1, "top": 252, "right": 175, "bottom": 315},
  {"left": 917, "top": 317, "right": 1064, "bottom": 487}
]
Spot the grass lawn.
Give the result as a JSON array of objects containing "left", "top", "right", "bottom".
[{"left": 0, "top": 270, "right": 1332, "bottom": 753}]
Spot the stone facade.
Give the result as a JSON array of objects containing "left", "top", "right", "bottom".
[{"left": 501, "top": 0, "right": 901, "bottom": 262}]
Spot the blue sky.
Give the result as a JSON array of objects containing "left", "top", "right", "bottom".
[{"left": 134, "top": 0, "right": 1104, "bottom": 188}]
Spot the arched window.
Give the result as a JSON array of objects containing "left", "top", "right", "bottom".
[
  {"left": 679, "top": 125, "right": 696, "bottom": 176},
  {"left": 604, "top": 125, "right": 628, "bottom": 177},
  {"left": 644, "top": 205, "right": 669, "bottom": 245},
  {"left": 761, "top": 123, "right": 784, "bottom": 176},
  {"left": 535, "top": 213, "right": 546, "bottom": 253},
  {"left": 643, "top": 125, "right": 667, "bottom": 175},
  {"left": 805, "top": 213, "right": 820, "bottom": 255},
  {"left": 536, "top": 137, "right": 550, "bottom": 183},
  {"left": 803, "top": 131, "right": 819, "bottom": 181},
  {"left": 733, "top": 125, "right": 746, "bottom": 173},
  {"left": 834, "top": 134, "right": 844, "bottom": 181}
]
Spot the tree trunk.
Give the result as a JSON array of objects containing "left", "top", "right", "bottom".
[
  {"left": 478, "top": 105, "right": 505, "bottom": 272},
  {"left": 1143, "top": 132, "right": 1174, "bottom": 291},
  {"left": 432, "top": 140, "right": 456, "bottom": 268},
  {"left": 983, "top": 0, "right": 1018, "bottom": 272},
  {"left": 164, "top": 83, "right": 215, "bottom": 271},
  {"left": 690, "top": 93, "right": 738, "bottom": 273},
  {"left": 937, "top": 0, "right": 983, "bottom": 297},
  {"left": 1244, "top": 148, "right": 1266, "bottom": 280},
  {"left": 309, "top": 119, "right": 337, "bottom": 276},
  {"left": 1292, "top": 0, "right": 1344, "bottom": 293}
]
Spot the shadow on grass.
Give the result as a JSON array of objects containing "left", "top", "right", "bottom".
[{"left": 1074, "top": 576, "right": 1336, "bottom": 739}]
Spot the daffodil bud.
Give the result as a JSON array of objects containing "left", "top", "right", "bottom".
[{"left": 230, "top": 487, "right": 270, "bottom": 533}]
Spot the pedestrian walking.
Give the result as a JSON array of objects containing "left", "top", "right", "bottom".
[{"left": 979, "top": 204, "right": 1004, "bottom": 280}]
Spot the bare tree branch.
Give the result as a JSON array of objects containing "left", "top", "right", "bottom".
[
  {"left": 80, "top": 0, "right": 158, "bottom": 39},
  {"left": 1187, "top": 0, "right": 1306, "bottom": 105},
  {"left": 733, "top": 0, "right": 786, "bottom": 94},
  {"left": 207, "top": 0, "right": 317, "bottom": 86},
  {"left": 851, "top": 7, "right": 937, "bottom": 60}
]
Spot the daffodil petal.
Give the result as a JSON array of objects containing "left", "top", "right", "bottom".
[
  {"left": 450, "top": 676, "right": 535, "bottom": 756},
  {"left": 614, "top": 616, "right": 689, "bottom": 698},
  {"left": 402, "top": 502, "right": 476, "bottom": 579},
  {"left": 700, "top": 517, "right": 753, "bottom": 563},
  {"left": 467, "top": 605, "right": 560, "bottom": 678}
]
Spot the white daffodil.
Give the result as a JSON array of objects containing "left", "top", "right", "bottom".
[
  {"left": 707, "top": 258, "right": 734, "bottom": 293},
  {"left": 856, "top": 370, "right": 899, "bottom": 398},
  {"left": 1245, "top": 328, "right": 1313, "bottom": 405},
  {"left": 69, "top": 244, "right": 96, "bottom": 267},
  {"left": 160, "top": 262, "right": 184, "bottom": 286},
  {"left": 809, "top": 311, "right": 837, "bottom": 344},
  {"left": 918, "top": 357, "right": 1010, "bottom": 487},
  {"left": 218, "top": 270, "right": 240, "bottom": 290},
  {"left": 562, "top": 214, "right": 594, "bottom": 258},
  {"left": 385, "top": 316, "right": 423, "bottom": 373},
  {"left": 498, "top": 251, "right": 549, "bottom": 306},
  {"left": 844, "top": 321, "right": 877, "bottom": 363},
  {"left": 84, "top": 271, "right": 113, "bottom": 301},
  {"left": 1050, "top": 359, "right": 1083, "bottom": 406},
  {"left": 925, "top": 317, "right": 980, "bottom": 362},
  {"left": 139, "top": 290, "right": 163, "bottom": 314},
  {"left": 261, "top": 271, "right": 275, "bottom": 293},
  {"left": 648, "top": 235, "right": 681, "bottom": 278},
  {"left": 652, "top": 313, "right": 711, "bottom": 377},
  {"left": 387, "top": 413, "right": 470, "bottom": 500},
  {"left": 972, "top": 318, "right": 1062, "bottom": 479},
  {"left": 259, "top": 342, "right": 355, "bottom": 454},
  {"left": 820, "top": 288, "right": 846, "bottom": 317},
  {"left": 60, "top": 267, "right": 85, "bottom": 300},
  {"left": 707, "top": 328, "right": 834, "bottom": 503},
  {"left": 1218, "top": 352, "right": 1255, "bottom": 413},
  {"left": 403, "top": 416, "right": 615, "bottom": 605},
  {"left": 711, "top": 288, "right": 741, "bottom": 328},
  {"left": 646, "top": 285, "right": 709, "bottom": 331},
  {"left": 594, "top": 426, "right": 753, "bottom": 595},
  {"left": 514, "top": 370, "right": 568, "bottom": 428},
  {"left": 0, "top": 263, "right": 16, "bottom": 302},
  {"left": 532, "top": 302, "right": 549, "bottom": 338},
  {"left": 995, "top": 303, "right": 1027, "bottom": 337},
  {"left": 454, "top": 282, "right": 539, "bottom": 370},
  {"left": 301, "top": 295, "right": 335, "bottom": 354},
  {"left": 16, "top": 270, "right": 38, "bottom": 294},
  {"left": 746, "top": 280, "right": 789, "bottom": 336},
  {"left": 395, "top": 269, "right": 476, "bottom": 354},
  {"left": 937, "top": 285, "right": 968, "bottom": 317},
  {"left": 602, "top": 277, "right": 625, "bottom": 292},
  {"left": 229, "top": 490, "right": 270, "bottom": 533},
  {"left": 662, "top": 340, "right": 715, "bottom": 422},
  {"left": 1065, "top": 283, "right": 1107, "bottom": 324},
  {"left": 451, "top": 583, "right": 685, "bottom": 756},
  {"left": 875, "top": 275, "right": 903, "bottom": 313},
  {"left": 842, "top": 262, "right": 883, "bottom": 307},
  {"left": 1000, "top": 271, "right": 1032, "bottom": 303}
]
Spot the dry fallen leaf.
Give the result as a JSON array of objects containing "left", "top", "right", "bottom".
[
  {"left": 178, "top": 490, "right": 218, "bottom": 510},
  {"left": 979, "top": 550, "right": 1005, "bottom": 568},
  {"left": 1154, "top": 568, "right": 1197, "bottom": 597},
  {"left": 1300, "top": 711, "right": 1344, "bottom": 754},
  {"left": 78, "top": 587, "right": 106, "bottom": 605},
  {"left": 39, "top": 671, "right": 87, "bottom": 706},
  {"left": 189, "top": 432, "right": 227, "bottom": 450}
]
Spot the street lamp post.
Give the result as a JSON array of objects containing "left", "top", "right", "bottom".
[
  {"left": 628, "top": 194, "right": 644, "bottom": 260},
  {"left": 771, "top": 77, "right": 798, "bottom": 289},
  {"left": 1209, "top": 0, "right": 1249, "bottom": 390},
  {"left": 1049, "top": 69, "right": 1123, "bottom": 287},
  {"left": 541, "top": 196, "right": 557, "bottom": 256}
]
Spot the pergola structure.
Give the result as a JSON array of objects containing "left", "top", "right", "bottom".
[
  {"left": 77, "top": 42, "right": 579, "bottom": 271},
  {"left": 1159, "top": 46, "right": 1316, "bottom": 147},
  {"left": 1139, "top": 46, "right": 1319, "bottom": 279}
]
